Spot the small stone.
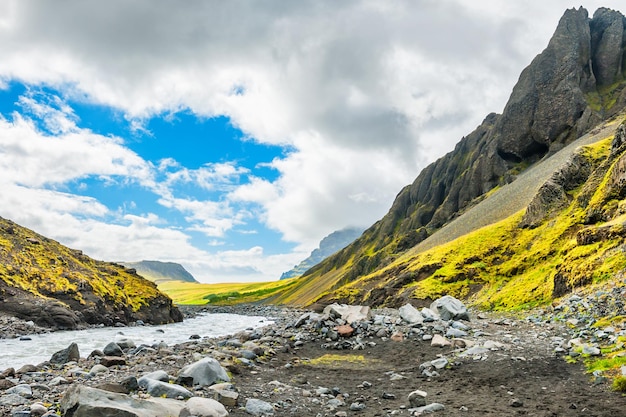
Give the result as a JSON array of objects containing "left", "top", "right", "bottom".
[
  {"left": 349, "top": 402, "right": 366, "bottom": 411},
  {"left": 431, "top": 334, "right": 451, "bottom": 348},
  {"left": 102, "top": 342, "right": 124, "bottom": 357},
  {"left": 99, "top": 356, "right": 126, "bottom": 367},
  {"left": 509, "top": 398, "right": 523, "bottom": 407},
  {"left": 245, "top": 398, "right": 274, "bottom": 416},
  {"left": 336, "top": 325, "right": 354, "bottom": 337},
  {"left": 382, "top": 392, "right": 396, "bottom": 400},
  {"left": 390, "top": 332, "right": 404, "bottom": 342},
  {"left": 408, "top": 390, "right": 427, "bottom": 407},
  {"left": 30, "top": 402, "right": 48, "bottom": 416}
]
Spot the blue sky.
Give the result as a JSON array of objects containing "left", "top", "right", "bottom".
[{"left": 0, "top": 1, "right": 622, "bottom": 282}]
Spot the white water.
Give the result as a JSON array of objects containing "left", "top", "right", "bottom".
[{"left": 0, "top": 313, "right": 270, "bottom": 371}]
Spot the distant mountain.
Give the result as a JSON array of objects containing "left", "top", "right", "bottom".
[
  {"left": 121, "top": 260, "right": 198, "bottom": 284},
  {"left": 271, "top": 7, "right": 626, "bottom": 309},
  {"left": 280, "top": 227, "right": 364, "bottom": 279},
  {"left": 0, "top": 217, "right": 182, "bottom": 329}
]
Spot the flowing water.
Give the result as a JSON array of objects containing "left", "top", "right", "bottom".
[{"left": 0, "top": 313, "right": 270, "bottom": 371}]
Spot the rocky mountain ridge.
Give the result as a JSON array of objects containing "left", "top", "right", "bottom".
[
  {"left": 280, "top": 227, "right": 363, "bottom": 280},
  {"left": 0, "top": 217, "right": 182, "bottom": 329},
  {"left": 121, "top": 260, "right": 198, "bottom": 285},
  {"left": 271, "top": 7, "right": 626, "bottom": 309}
]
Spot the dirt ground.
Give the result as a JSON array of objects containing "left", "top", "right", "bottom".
[{"left": 227, "top": 320, "right": 626, "bottom": 417}]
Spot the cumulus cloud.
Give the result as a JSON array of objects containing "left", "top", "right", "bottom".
[{"left": 0, "top": 0, "right": 623, "bottom": 280}]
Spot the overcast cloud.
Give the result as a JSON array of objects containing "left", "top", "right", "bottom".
[{"left": 0, "top": 0, "right": 623, "bottom": 282}]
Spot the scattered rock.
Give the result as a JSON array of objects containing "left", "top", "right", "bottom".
[{"left": 49, "top": 342, "right": 80, "bottom": 364}]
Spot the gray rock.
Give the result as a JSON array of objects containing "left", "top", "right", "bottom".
[
  {"left": 59, "top": 385, "right": 185, "bottom": 417},
  {"left": 399, "top": 304, "right": 424, "bottom": 324},
  {"left": 430, "top": 357, "right": 449, "bottom": 370},
  {"left": 430, "top": 296, "right": 470, "bottom": 321},
  {"left": 421, "top": 308, "right": 439, "bottom": 322},
  {"left": 446, "top": 328, "right": 467, "bottom": 338},
  {"left": 582, "top": 345, "right": 601, "bottom": 356},
  {"left": 411, "top": 403, "right": 445, "bottom": 413},
  {"left": 30, "top": 402, "right": 48, "bottom": 416},
  {"left": 103, "top": 342, "right": 124, "bottom": 357},
  {"left": 349, "top": 402, "right": 366, "bottom": 411},
  {"left": 180, "top": 397, "right": 229, "bottom": 417},
  {"left": 245, "top": 398, "right": 274, "bottom": 415},
  {"left": 408, "top": 390, "right": 427, "bottom": 407},
  {"left": 141, "top": 370, "right": 170, "bottom": 382},
  {"left": 0, "top": 393, "right": 28, "bottom": 406},
  {"left": 137, "top": 377, "right": 192, "bottom": 399},
  {"left": 50, "top": 342, "right": 80, "bottom": 364},
  {"left": 6, "top": 384, "right": 32, "bottom": 398},
  {"left": 89, "top": 364, "right": 109, "bottom": 376},
  {"left": 177, "top": 357, "right": 230, "bottom": 387}
]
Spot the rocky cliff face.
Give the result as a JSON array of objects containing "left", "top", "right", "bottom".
[
  {"left": 309, "top": 7, "right": 626, "bottom": 285},
  {"left": 0, "top": 217, "right": 183, "bottom": 329}
]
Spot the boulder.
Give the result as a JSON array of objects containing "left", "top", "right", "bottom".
[
  {"left": 137, "top": 377, "right": 192, "bottom": 399},
  {"left": 177, "top": 358, "right": 230, "bottom": 387},
  {"left": 430, "top": 296, "right": 470, "bottom": 321},
  {"left": 180, "top": 397, "right": 229, "bottom": 417},
  {"left": 103, "top": 342, "right": 124, "bottom": 357},
  {"left": 323, "top": 304, "right": 371, "bottom": 324},
  {"left": 245, "top": 398, "right": 274, "bottom": 416},
  {"left": 399, "top": 304, "right": 424, "bottom": 324},
  {"left": 50, "top": 342, "right": 80, "bottom": 364},
  {"left": 60, "top": 385, "right": 185, "bottom": 417}
]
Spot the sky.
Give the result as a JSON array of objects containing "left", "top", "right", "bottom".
[{"left": 0, "top": 1, "right": 623, "bottom": 283}]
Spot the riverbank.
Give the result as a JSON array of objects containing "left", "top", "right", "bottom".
[{"left": 0, "top": 296, "right": 624, "bottom": 416}]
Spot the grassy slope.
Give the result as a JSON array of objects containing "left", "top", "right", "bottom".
[
  {"left": 158, "top": 278, "right": 298, "bottom": 305},
  {"left": 0, "top": 217, "right": 166, "bottom": 312}
]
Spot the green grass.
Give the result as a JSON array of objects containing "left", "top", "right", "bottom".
[{"left": 158, "top": 279, "right": 298, "bottom": 305}]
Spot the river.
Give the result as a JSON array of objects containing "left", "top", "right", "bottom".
[{"left": 0, "top": 313, "right": 270, "bottom": 371}]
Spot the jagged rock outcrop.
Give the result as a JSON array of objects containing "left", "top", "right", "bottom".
[
  {"left": 520, "top": 152, "right": 594, "bottom": 228},
  {"left": 306, "top": 7, "right": 626, "bottom": 286}
]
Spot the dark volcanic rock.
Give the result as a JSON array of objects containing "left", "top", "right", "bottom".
[{"left": 50, "top": 342, "right": 80, "bottom": 365}]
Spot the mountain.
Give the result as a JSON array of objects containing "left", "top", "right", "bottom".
[
  {"left": 122, "top": 260, "right": 198, "bottom": 284},
  {"left": 271, "top": 7, "right": 626, "bottom": 309},
  {"left": 0, "top": 216, "right": 183, "bottom": 329},
  {"left": 280, "top": 227, "right": 364, "bottom": 279}
]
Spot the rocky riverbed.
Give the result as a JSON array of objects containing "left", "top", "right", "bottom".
[{"left": 0, "top": 290, "right": 625, "bottom": 417}]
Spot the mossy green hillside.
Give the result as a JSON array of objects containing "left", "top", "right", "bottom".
[
  {"left": 0, "top": 217, "right": 170, "bottom": 313},
  {"left": 277, "top": 130, "right": 626, "bottom": 311}
]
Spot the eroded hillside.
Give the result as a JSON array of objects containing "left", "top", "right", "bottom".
[{"left": 0, "top": 217, "right": 182, "bottom": 329}]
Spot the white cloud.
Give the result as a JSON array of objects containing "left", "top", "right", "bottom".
[{"left": 0, "top": 0, "right": 624, "bottom": 281}]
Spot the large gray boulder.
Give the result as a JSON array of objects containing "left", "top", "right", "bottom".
[
  {"left": 60, "top": 385, "right": 185, "bottom": 417},
  {"left": 430, "top": 296, "right": 470, "bottom": 321},
  {"left": 177, "top": 358, "right": 230, "bottom": 387}
]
